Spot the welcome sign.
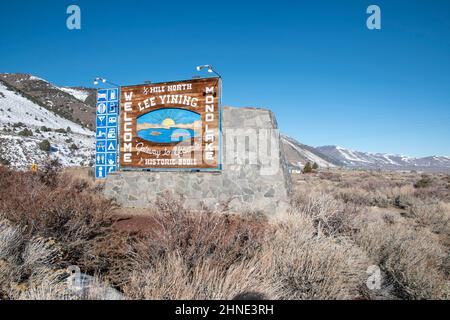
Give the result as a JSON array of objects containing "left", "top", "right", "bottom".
[{"left": 120, "top": 78, "right": 221, "bottom": 170}]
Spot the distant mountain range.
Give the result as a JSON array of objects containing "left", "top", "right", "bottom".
[
  {"left": 282, "top": 136, "right": 450, "bottom": 173},
  {"left": 1, "top": 73, "right": 449, "bottom": 173},
  {"left": 316, "top": 145, "right": 450, "bottom": 173}
]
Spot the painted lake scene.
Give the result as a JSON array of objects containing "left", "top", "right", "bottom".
[{"left": 137, "top": 108, "right": 201, "bottom": 144}]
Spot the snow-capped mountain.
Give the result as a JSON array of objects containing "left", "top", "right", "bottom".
[
  {"left": 281, "top": 135, "right": 341, "bottom": 169},
  {"left": 58, "top": 87, "right": 91, "bottom": 103},
  {"left": 317, "top": 145, "right": 450, "bottom": 172},
  {"left": 0, "top": 81, "right": 95, "bottom": 168}
]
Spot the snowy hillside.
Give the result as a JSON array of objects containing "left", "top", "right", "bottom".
[
  {"left": 0, "top": 83, "right": 92, "bottom": 135},
  {"left": 0, "top": 73, "right": 97, "bottom": 129},
  {"left": 281, "top": 135, "right": 340, "bottom": 169},
  {"left": 59, "top": 87, "right": 91, "bottom": 102},
  {"left": 317, "top": 145, "right": 450, "bottom": 172},
  {"left": 0, "top": 82, "right": 95, "bottom": 168}
]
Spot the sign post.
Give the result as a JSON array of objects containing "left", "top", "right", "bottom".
[
  {"left": 95, "top": 88, "right": 119, "bottom": 179},
  {"left": 119, "top": 77, "right": 221, "bottom": 171}
]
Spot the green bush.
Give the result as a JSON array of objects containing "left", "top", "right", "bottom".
[
  {"left": 18, "top": 128, "right": 33, "bottom": 137},
  {"left": 39, "top": 140, "right": 51, "bottom": 152},
  {"left": 414, "top": 176, "right": 433, "bottom": 189},
  {"left": 12, "top": 122, "right": 24, "bottom": 128},
  {"left": 0, "top": 157, "right": 10, "bottom": 166},
  {"left": 303, "top": 162, "right": 313, "bottom": 174}
]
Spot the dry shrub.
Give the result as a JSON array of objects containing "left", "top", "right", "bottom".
[
  {"left": 122, "top": 194, "right": 272, "bottom": 300},
  {"left": 353, "top": 217, "right": 449, "bottom": 299},
  {"left": 0, "top": 219, "right": 23, "bottom": 264},
  {"left": 0, "top": 220, "right": 67, "bottom": 299},
  {"left": 412, "top": 174, "right": 450, "bottom": 202},
  {"left": 317, "top": 171, "right": 342, "bottom": 182},
  {"left": 12, "top": 272, "right": 121, "bottom": 300},
  {"left": 0, "top": 220, "right": 24, "bottom": 298},
  {"left": 13, "top": 277, "right": 68, "bottom": 300},
  {"left": 0, "top": 166, "right": 116, "bottom": 265},
  {"left": 263, "top": 213, "right": 369, "bottom": 300},
  {"left": 292, "top": 191, "right": 359, "bottom": 237},
  {"left": 133, "top": 193, "right": 267, "bottom": 273},
  {"left": 78, "top": 231, "right": 139, "bottom": 288},
  {"left": 356, "top": 176, "right": 406, "bottom": 191},
  {"left": 410, "top": 201, "right": 450, "bottom": 236},
  {"left": 0, "top": 166, "right": 128, "bottom": 298},
  {"left": 336, "top": 187, "right": 390, "bottom": 208},
  {"left": 336, "top": 185, "right": 415, "bottom": 209},
  {"left": 413, "top": 186, "right": 450, "bottom": 202},
  {"left": 124, "top": 254, "right": 280, "bottom": 300}
]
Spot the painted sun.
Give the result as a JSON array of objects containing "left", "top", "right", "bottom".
[{"left": 162, "top": 118, "right": 175, "bottom": 127}]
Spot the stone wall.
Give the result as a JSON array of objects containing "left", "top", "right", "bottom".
[{"left": 104, "top": 106, "right": 292, "bottom": 215}]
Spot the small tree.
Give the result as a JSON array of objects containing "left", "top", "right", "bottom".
[
  {"left": 18, "top": 128, "right": 33, "bottom": 137},
  {"left": 54, "top": 128, "right": 67, "bottom": 134},
  {"left": 39, "top": 139, "right": 51, "bottom": 152},
  {"left": 69, "top": 143, "right": 78, "bottom": 151},
  {"left": 312, "top": 162, "right": 319, "bottom": 170},
  {"left": 303, "top": 162, "right": 313, "bottom": 174},
  {"left": 40, "top": 126, "right": 52, "bottom": 132}
]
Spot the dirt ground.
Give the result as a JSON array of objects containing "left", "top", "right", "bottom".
[{"left": 111, "top": 208, "right": 160, "bottom": 233}]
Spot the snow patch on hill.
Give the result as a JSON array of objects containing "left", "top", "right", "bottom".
[
  {"left": 0, "top": 82, "right": 95, "bottom": 168},
  {"left": 59, "top": 87, "right": 90, "bottom": 102},
  {"left": 283, "top": 138, "right": 335, "bottom": 168},
  {"left": 29, "top": 75, "right": 49, "bottom": 83},
  {"left": 0, "top": 83, "right": 92, "bottom": 135}
]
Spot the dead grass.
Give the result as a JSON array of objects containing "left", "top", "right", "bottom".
[
  {"left": 1, "top": 166, "right": 449, "bottom": 300},
  {"left": 124, "top": 254, "right": 281, "bottom": 300},
  {"left": 262, "top": 213, "right": 370, "bottom": 300},
  {"left": 353, "top": 218, "right": 449, "bottom": 299},
  {"left": 300, "top": 170, "right": 450, "bottom": 300}
]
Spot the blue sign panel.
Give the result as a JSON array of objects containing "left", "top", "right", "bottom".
[
  {"left": 97, "top": 102, "right": 107, "bottom": 114},
  {"left": 108, "top": 89, "right": 119, "bottom": 101},
  {"left": 107, "top": 127, "right": 117, "bottom": 140},
  {"left": 95, "top": 88, "right": 119, "bottom": 179},
  {"left": 97, "top": 90, "right": 108, "bottom": 102},
  {"left": 107, "top": 115, "right": 117, "bottom": 126},
  {"left": 108, "top": 102, "right": 118, "bottom": 114},
  {"left": 96, "top": 166, "right": 106, "bottom": 179},
  {"left": 96, "top": 115, "right": 107, "bottom": 127},
  {"left": 96, "top": 140, "right": 106, "bottom": 153},
  {"left": 106, "top": 140, "right": 117, "bottom": 152},
  {"left": 107, "top": 153, "right": 117, "bottom": 166},
  {"left": 107, "top": 166, "right": 116, "bottom": 174},
  {"left": 96, "top": 127, "right": 107, "bottom": 140}
]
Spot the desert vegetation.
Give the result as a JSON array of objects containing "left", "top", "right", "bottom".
[{"left": 0, "top": 165, "right": 449, "bottom": 300}]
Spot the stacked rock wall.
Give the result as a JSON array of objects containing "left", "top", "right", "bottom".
[{"left": 104, "top": 106, "right": 292, "bottom": 215}]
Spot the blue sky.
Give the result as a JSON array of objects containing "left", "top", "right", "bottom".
[{"left": 1, "top": 0, "right": 449, "bottom": 157}]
